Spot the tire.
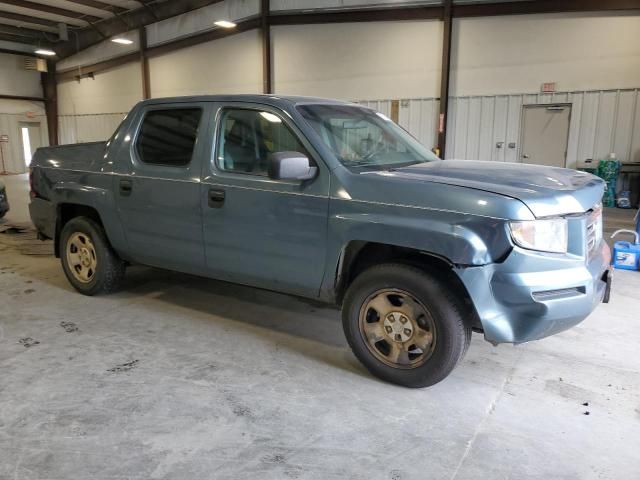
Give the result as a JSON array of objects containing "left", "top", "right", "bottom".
[
  {"left": 60, "top": 216, "right": 125, "bottom": 296},
  {"left": 342, "top": 263, "right": 472, "bottom": 388}
]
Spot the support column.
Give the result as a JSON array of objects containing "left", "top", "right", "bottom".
[
  {"left": 140, "top": 27, "right": 151, "bottom": 99},
  {"left": 261, "top": 0, "right": 272, "bottom": 94},
  {"left": 41, "top": 60, "right": 58, "bottom": 146},
  {"left": 437, "top": 0, "right": 453, "bottom": 158}
]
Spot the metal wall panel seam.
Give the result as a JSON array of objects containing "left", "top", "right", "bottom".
[
  {"left": 610, "top": 90, "right": 620, "bottom": 154},
  {"left": 628, "top": 89, "right": 639, "bottom": 163},
  {"left": 592, "top": 90, "right": 602, "bottom": 157}
]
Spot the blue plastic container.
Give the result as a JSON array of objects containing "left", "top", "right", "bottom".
[{"left": 611, "top": 229, "right": 640, "bottom": 271}]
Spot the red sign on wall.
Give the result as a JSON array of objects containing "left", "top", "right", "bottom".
[{"left": 541, "top": 82, "right": 556, "bottom": 93}]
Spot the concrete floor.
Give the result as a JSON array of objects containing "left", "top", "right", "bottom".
[{"left": 1, "top": 173, "right": 639, "bottom": 480}]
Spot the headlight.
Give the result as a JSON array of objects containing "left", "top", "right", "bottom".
[{"left": 509, "top": 218, "right": 568, "bottom": 253}]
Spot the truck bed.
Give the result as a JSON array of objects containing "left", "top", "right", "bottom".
[{"left": 33, "top": 142, "right": 108, "bottom": 172}]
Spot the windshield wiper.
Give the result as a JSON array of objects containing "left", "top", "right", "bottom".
[{"left": 346, "top": 159, "right": 381, "bottom": 167}]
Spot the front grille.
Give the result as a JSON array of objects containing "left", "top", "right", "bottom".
[{"left": 586, "top": 204, "right": 603, "bottom": 259}]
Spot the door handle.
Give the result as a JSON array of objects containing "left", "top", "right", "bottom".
[
  {"left": 119, "top": 179, "right": 132, "bottom": 196},
  {"left": 523, "top": 154, "right": 530, "bottom": 159},
  {"left": 208, "top": 188, "right": 225, "bottom": 208}
]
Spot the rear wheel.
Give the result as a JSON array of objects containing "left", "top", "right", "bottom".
[
  {"left": 342, "top": 263, "right": 472, "bottom": 388},
  {"left": 60, "top": 217, "right": 125, "bottom": 295}
]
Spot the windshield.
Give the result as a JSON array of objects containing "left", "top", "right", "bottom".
[{"left": 297, "top": 104, "right": 440, "bottom": 169}]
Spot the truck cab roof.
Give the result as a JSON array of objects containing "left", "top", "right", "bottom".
[{"left": 136, "top": 94, "right": 360, "bottom": 109}]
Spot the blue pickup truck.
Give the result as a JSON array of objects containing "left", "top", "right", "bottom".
[{"left": 29, "top": 95, "right": 611, "bottom": 387}]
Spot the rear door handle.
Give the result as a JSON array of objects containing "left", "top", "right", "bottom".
[
  {"left": 208, "top": 188, "right": 225, "bottom": 208},
  {"left": 119, "top": 179, "right": 132, "bottom": 196}
]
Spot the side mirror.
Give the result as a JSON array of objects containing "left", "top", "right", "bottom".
[{"left": 267, "top": 151, "right": 318, "bottom": 181}]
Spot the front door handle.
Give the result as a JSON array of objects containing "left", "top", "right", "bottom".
[
  {"left": 208, "top": 188, "right": 225, "bottom": 208},
  {"left": 119, "top": 179, "right": 132, "bottom": 196},
  {"left": 523, "top": 154, "right": 530, "bottom": 159}
]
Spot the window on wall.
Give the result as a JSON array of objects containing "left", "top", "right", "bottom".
[
  {"left": 216, "top": 109, "right": 308, "bottom": 175},
  {"left": 136, "top": 108, "right": 202, "bottom": 166}
]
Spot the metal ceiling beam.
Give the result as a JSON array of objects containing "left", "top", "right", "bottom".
[
  {"left": 0, "top": 22, "right": 44, "bottom": 38},
  {"left": 0, "top": 9, "right": 59, "bottom": 27},
  {"left": 86, "top": 19, "right": 108, "bottom": 39},
  {"left": 0, "top": 31, "right": 36, "bottom": 43},
  {"left": 137, "top": 0, "right": 157, "bottom": 20},
  {"left": 267, "top": 0, "right": 640, "bottom": 26},
  {"left": 0, "top": 46, "right": 38, "bottom": 56},
  {"left": 56, "top": 51, "right": 139, "bottom": 81},
  {"left": 64, "top": 0, "right": 128, "bottom": 15},
  {"left": 0, "top": 0, "right": 101, "bottom": 22},
  {"left": 269, "top": 6, "right": 444, "bottom": 25},
  {"left": 453, "top": 0, "right": 640, "bottom": 17},
  {"left": 0, "top": 93, "right": 43, "bottom": 101},
  {"left": 0, "top": 17, "right": 58, "bottom": 33},
  {"left": 55, "top": 0, "right": 225, "bottom": 58}
]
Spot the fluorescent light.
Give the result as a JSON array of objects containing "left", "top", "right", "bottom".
[
  {"left": 214, "top": 20, "right": 236, "bottom": 28},
  {"left": 111, "top": 37, "right": 133, "bottom": 45},
  {"left": 34, "top": 49, "right": 55, "bottom": 56}
]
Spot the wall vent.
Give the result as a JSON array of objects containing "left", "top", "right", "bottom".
[{"left": 23, "top": 57, "right": 48, "bottom": 72}]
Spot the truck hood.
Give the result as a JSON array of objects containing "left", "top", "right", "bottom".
[{"left": 371, "top": 160, "right": 604, "bottom": 217}]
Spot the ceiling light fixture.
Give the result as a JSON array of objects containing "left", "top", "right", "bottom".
[
  {"left": 34, "top": 49, "right": 56, "bottom": 56},
  {"left": 111, "top": 37, "right": 133, "bottom": 45},
  {"left": 214, "top": 20, "right": 237, "bottom": 28}
]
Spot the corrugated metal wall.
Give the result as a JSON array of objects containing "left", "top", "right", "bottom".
[
  {"left": 448, "top": 89, "right": 640, "bottom": 167},
  {"left": 58, "top": 113, "right": 126, "bottom": 145},
  {"left": 57, "top": 88, "right": 640, "bottom": 170},
  {"left": 359, "top": 88, "right": 640, "bottom": 168},
  {"left": 357, "top": 98, "right": 440, "bottom": 152}
]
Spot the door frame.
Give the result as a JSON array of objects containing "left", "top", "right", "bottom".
[
  {"left": 518, "top": 103, "right": 572, "bottom": 168},
  {"left": 18, "top": 121, "right": 43, "bottom": 168}
]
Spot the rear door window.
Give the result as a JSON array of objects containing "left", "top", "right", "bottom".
[{"left": 136, "top": 108, "right": 202, "bottom": 167}]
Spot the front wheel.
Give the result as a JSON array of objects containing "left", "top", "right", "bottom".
[
  {"left": 60, "top": 216, "right": 125, "bottom": 296},
  {"left": 342, "top": 264, "right": 472, "bottom": 388}
]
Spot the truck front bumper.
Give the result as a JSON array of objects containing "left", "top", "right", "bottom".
[{"left": 457, "top": 242, "right": 612, "bottom": 344}]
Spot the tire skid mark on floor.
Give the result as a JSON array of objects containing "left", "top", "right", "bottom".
[{"left": 107, "top": 359, "right": 140, "bottom": 373}]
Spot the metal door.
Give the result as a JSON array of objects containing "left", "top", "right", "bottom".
[{"left": 519, "top": 104, "right": 571, "bottom": 168}]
